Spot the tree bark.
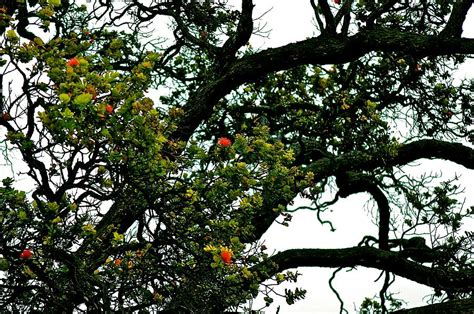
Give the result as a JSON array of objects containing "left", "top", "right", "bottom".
[
  {"left": 393, "top": 297, "right": 474, "bottom": 313},
  {"left": 253, "top": 247, "right": 474, "bottom": 292}
]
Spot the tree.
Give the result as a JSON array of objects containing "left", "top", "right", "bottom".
[{"left": 0, "top": 0, "right": 473, "bottom": 312}]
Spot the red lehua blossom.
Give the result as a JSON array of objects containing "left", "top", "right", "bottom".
[
  {"left": 19, "top": 249, "right": 32, "bottom": 260},
  {"left": 105, "top": 104, "right": 114, "bottom": 114},
  {"left": 220, "top": 250, "right": 232, "bottom": 265},
  {"left": 86, "top": 85, "right": 97, "bottom": 100},
  {"left": 67, "top": 57, "right": 79, "bottom": 67},
  {"left": 2, "top": 112, "right": 11, "bottom": 121},
  {"left": 217, "top": 137, "right": 232, "bottom": 147}
]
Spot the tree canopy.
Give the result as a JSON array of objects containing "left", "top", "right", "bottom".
[{"left": 0, "top": 0, "right": 473, "bottom": 312}]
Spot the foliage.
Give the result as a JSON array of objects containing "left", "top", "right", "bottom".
[{"left": 0, "top": 0, "right": 473, "bottom": 313}]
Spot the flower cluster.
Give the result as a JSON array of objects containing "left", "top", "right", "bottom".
[{"left": 204, "top": 244, "right": 233, "bottom": 266}]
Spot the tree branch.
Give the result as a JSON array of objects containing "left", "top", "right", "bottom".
[
  {"left": 364, "top": 0, "right": 399, "bottom": 28},
  {"left": 219, "top": 0, "right": 254, "bottom": 64},
  {"left": 318, "top": 0, "right": 337, "bottom": 35},
  {"left": 440, "top": 0, "right": 473, "bottom": 37},
  {"left": 251, "top": 139, "right": 474, "bottom": 240},
  {"left": 306, "top": 139, "right": 474, "bottom": 177},
  {"left": 393, "top": 297, "right": 474, "bottom": 313},
  {"left": 255, "top": 247, "right": 473, "bottom": 292},
  {"left": 173, "top": 28, "right": 474, "bottom": 143},
  {"left": 336, "top": 173, "right": 390, "bottom": 250}
]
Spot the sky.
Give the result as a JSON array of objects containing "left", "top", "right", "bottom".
[{"left": 1, "top": 1, "right": 473, "bottom": 313}]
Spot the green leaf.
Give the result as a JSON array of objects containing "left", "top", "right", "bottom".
[
  {"left": 0, "top": 258, "right": 9, "bottom": 271},
  {"left": 18, "top": 210, "right": 28, "bottom": 220},
  {"left": 48, "top": 0, "right": 61, "bottom": 6},
  {"left": 113, "top": 231, "right": 124, "bottom": 241},
  {"left": 73, "top": 93, "right": 93, "bottom": 107},
  {"left": 62, "top": 108, "right": 74, "bottom": 119},
  {"left": 2, "top": 177, "right": 14, "bottom": 187},
  {"left": 6, "top": 30, "right": 19, "bottom": 41},
  {"left": 59, "top": 93, "right": 71, "bottom": 103}
]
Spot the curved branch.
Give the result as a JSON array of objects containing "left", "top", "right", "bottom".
[
  {"left": 336, "top": 173, "right": 390, "bottom": 250},
  {"left": 251, "top": 139, "right": 474, "bottom": 241},
  {"left": 173, "top": 28, "right": 474, "bottom": 143},
  {"left": 0, "top": 126, "right": 56, "bottom": 201},
  {"left": 393, "top": 297, "right": 474, "bottom": 313},
  {"left": 308, "top": 139, "right": 474, "bottom": 177},
  {"left": 256, "top": 247, "right": 474, "bottom": 292},
  {"left": 16, "top": 0, "right": 35, "bottom": 41},
  {"left": 220, "top": 0, "right": 254, "bottom": 63},
  {"left": 440, "top": 0, "right": 473, "bottom": 37},
  {"left": 329, "top": 267, "right": 348, "bottom": 313},
  {"left": 393, "top": 139, "right": 474, "bottom": 169}
]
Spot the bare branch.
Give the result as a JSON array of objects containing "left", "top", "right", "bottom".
[
  {"left": 393, "top": 297, "right": 474, "bottom": 313},
  {"left": 220, "top": 0, "right": 254, "bottom": 63},
  {"left": 440, "top": 0, "right": 473, "bottom": 37},
  {"left": 318, "top": 0, "right": 336, "bottom": 34},
  {"left": 255, "top": 247, "right": 473, "bottom": 292}
]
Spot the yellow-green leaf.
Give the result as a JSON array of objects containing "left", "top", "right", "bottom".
[
  {"left": 59, "top": 93, "right": 71, "bottom": 103},
  {"left": 48, "top": 0, "right": 61, "bottom": 7}
]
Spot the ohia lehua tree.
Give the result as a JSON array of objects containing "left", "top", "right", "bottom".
[{"left": 0, "top": 0, "right": 473, "bottom": 313}]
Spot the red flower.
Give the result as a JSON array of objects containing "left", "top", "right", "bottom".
[
  {"left": 86, "top": 85, "right": 97, "bottom": 100},
  {"left": 19, "top": 249, "right": 32, "bottom": 260},
  {"left": 67, "top": 57, "right": 79, "bottom": 67},
  {"left": 114, "top": 258, "right": 122, "bottom": 266},
  {"left": 334, "top": 0, "right": 341, "bottom": 4},
  {"left": 1, "top": 112, "right": 11, "bottom": 121},
  {"left": 217, "top": 137, "right": 232, "bottom": 147},
  {"left": 220, "top": 251, "right": 232, "bottom": 265},
  {"left": 105, "top": 104, "right": 114, "bottom": 114}
]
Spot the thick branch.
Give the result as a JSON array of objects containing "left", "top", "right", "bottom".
[
  {"left": 256, "top": 247, "right": 473, "bottom": 292},
  {"left": 251, "top": 139, "right": 474, "bottom": 240},
  {"left": 390, "top": 139, "right": 474, "bottom": 169},
  {"left": 220, "top": 0, "right": 254, "bottom": 63},
  {"left": 16, "top": 0, "right": 35, "bottom": 41},
  {"left": 318, "top": 0, "right": 337, "bottom": 34},
  {"left": 440, "top": 0, "right": 473, "bottom": 37},
  {"left": 372, "top": 185, "right": 390, "bottom": 250},
  {"left": 393, "top": 297, "right": 474, "bottom": 313},
  {"left": 307, "top": 139, "right": 474, "bottom": 177},
  {"left": 173, "top": 28, "right": 474, "bottom": 143}
]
